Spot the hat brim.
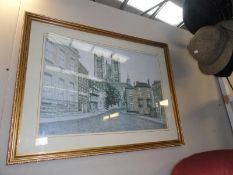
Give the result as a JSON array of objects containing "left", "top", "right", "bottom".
[
  {"left": 218, "top": 20, "right": 233, "bottom": 32},
  {"left": 198, "top": 30, "right": 233, "bottom": 75}
]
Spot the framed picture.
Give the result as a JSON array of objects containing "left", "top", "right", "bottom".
[{"left": 7, "top": 12, "right": 184, "bottom": 164}]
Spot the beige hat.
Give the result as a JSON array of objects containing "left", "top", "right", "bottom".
[{"left": 188, "top": 20, "right": 233, "bottom": 75}]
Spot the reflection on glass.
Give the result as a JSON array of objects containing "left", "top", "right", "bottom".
[
  {"left": 103, "top": 112, "right": 119, "bottom": 121},
  {"left": 160, "top": 99, "right": 168, "bottom": 106},
  {"left": 39, "top": 33, "right": 168, "bottom": 136},
  {"left": 35, "top": 137, "right": 48, "bottom": 146}
]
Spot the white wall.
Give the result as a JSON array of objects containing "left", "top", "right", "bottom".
[{"left": 0, "top": 0, "right": 232, "bottom": 174}]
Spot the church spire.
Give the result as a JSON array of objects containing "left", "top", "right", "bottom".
[{"left": 126, "top": 73, "right": 131, "bottom": 86}]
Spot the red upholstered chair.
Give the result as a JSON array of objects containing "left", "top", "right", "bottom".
[{"left": 171, "top": 149, "right": 233, "bottom": 175}]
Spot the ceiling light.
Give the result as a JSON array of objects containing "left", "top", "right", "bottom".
[
  {"left": 72, "top": 40, "right": 93, "bottom": 52},
  {"left": 47, "top": 33, "right": 71, "bottom": 46},
  {"left": 92, "top": 47, "right": 112, "bottom": 58},
  {"left": 128, "top": 0, "right": 164, "bottom": 12},
  {"left": 112, "top": 53, "right": 128, "bottom": 63},
  {"left": 156, "top": 1, "right": 183, "bottom": 26}
]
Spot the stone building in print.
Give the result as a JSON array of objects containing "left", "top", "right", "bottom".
[
  {"left": 40, "top": 36, "right": 89, "bottom": 115},
  {"left": 125, "top": 81, "right": 154, "bottom": 115},
  {"left": 77, "top": 63, "right": 89, "bottom": 113},
  {"left": 94, "top": 54, "right": 121, "bottom": 82},
  {"left": 151, "top": 80, "right": 165, "bottom": 118}
]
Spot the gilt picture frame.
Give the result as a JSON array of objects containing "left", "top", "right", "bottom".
[
  {"left": 218, "top": 77, "right": 233, "bottom": 131},
  {"left": 7, "top": 12, "right": 184, "bottom": 164}
]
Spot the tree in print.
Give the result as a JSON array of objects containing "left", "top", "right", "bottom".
[{"left": 104, "top": 83, "right": 120, "bottom": 110}]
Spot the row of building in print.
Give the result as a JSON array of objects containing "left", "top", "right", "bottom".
[{"left": 40, "top": 37, "right": 165, "bottom": 119}]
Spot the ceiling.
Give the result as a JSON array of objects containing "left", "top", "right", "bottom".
[
  {"left": 91, "top": 0, "right": 233, "bottom": 30},
  {"left": 91, "top": 0, "right": 186, "bottom": 28}
]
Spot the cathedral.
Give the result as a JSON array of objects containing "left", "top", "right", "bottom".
[{"left": 94, "top": 54, "right": 121, "bottom": 82}]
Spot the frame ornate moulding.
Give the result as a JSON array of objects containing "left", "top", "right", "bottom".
[
  {"left": 218, "top": 77, "right": 233, "bottom": 131},
  {"left": 7, "top": 12, "right": 184, "bottom": 164}
]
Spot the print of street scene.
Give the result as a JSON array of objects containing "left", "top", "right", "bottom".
[{"left": 39, "top": 33, "right": 168, "bottom": 136}]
